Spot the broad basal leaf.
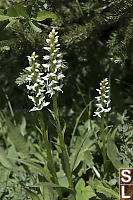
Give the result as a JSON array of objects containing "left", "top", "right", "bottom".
[
  {"left": 7, "top": 121, "right": 30, "bottom": 159},
  {"left": 107, "top": 135, "right": 126, "bottom": 170}
]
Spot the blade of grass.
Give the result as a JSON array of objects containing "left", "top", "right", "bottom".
[{"left": 71, "top": 101, "right": 92, "bottom": 146}]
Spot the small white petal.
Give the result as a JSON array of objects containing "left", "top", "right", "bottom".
[
  {"left": 29, "top": 106, "right": 39, "bottom": 112},
  {"left": 107, "top": 100, "right": 111, "bottom": 107},
  {"left": 46, "top": 39, "right": 50, "bottom": 43},
  {"left": 96, "top": 104, "right": 103, "bottom": 109},
  {"left": 57, "top": 59, "right": 62, "bottom": 64},
  {"left": 38, "top": 96, "right": 45, "bottom": 106},
  {"left": 25, "top": 67, "right": 32, "bottom": 72},
  {"left": 57, "top": 53, "right": 62, "bottom": 57},
  {"left": 93, "top": 112, "right": 101, "bottom": 118},
  {"left": 43, "top": 55, "right": 50, "bottom": 60},
  {"left": 28, "top": 95, "right": 35, "bottom": 103},
  {"left": 104, "top": 107, "right": 111, "bottom": 112},
  {"left": 48, "top": 80, "right": 58, "bottom": 87},
  {"left": 95, "top": 96, "right": 101, "bottom": 101},
  {"left": 53, "top": 84, "right": 63, "bottom": 92},
  {"left": 53, "top": 60, "right": 57, "bottom": 64},
  {"left": 96, "top": 89, "right": 101, "bottom": 94},
  {"left": 104, "top": 95, "right": 109, "bottom": 98},
  {"left": 26, "top": 85, "right": 32, "bottom": 90},
  {"left": 49, "top": 73, "right": 56, "bottom": 77},
  {"left": 58, "top": 73, "right": 65, "bottom": 80},
  {"left": 54, "top": 48, "right": 60, "bottom": 53},
  {"left": 41, "top": 101, "right": 50, "bottom": 107},
  {"left": 43, "top": 47, "right": 50, "bottom": 51},
  {"left": 36, "top": 89, "right": 45, "bottom": 97}
]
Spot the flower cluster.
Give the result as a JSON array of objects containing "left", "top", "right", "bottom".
[
  {"left": 42, "top": 28, "right": 65, "bottom": 98},
  {"left": 93, "top": 78, "right": 111, "bottom": 118},
  {"left": 25, "top": 52, "right": 50, "bottom": 112},
  {"left": 17, "top": 28, "right": 65, "bottom": 112}
]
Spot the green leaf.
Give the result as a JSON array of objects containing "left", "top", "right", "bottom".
[
  {"left": 71, "top": 102, "right": 91, "bottom": 144},
  {"left": 84, "top": 150, "right": 94, "bottom": 168},
  {"left": 0, "top": 9, "right": 4, "bottom": 15},
  {"left": 57, "top": 170, "right": 69, "bottom": 188},
  {"left": 71, "top": 130, "right": 92, "bottom": 171},
  {"left": 17, "top": 159, "right": 51, "bottom": 182},
  {"left": 14, "top": 4, "right": 29, "bottom": 18},
  {"left": 29, "top": 21, "right": 42, "bottom": 33},
  {"left": 107, "top": 135, "right": 126, "bottom": 170},
  {"left": 20, "top": 184, "right": 40, "bottom": 200},
  {"left": 75, "top": 179, "right": 96, "bottom": 200},
  {"left": 7, "top": 6, "right": 18, "bottom": 17},
  {"left": 68, "top": 194, "right": 75, "bottom": 200},
  {"left": 7, "top": 121, "right": 30, "bottom": 159},
  {"left": 95, "top": 181, "right": 119, "bottom": 199},
  {"left": 0, "top": 147, "right": 12, "bottom": 169},
  {"left": 32, "top": 182, "right": 72, "bottom": 191},
  {"left": 75, "top": 178, "right": 85, "bottom": 192},
  {"left": 39, "top": 186, "right": 57, "bottom": 200},
  {"left": 20, "top": 117, "right": 26, "bottom": 136},
  {"left": 7, "top": 4, "right": 29, "bottom": 18},
  {"left": 82, "top": 185, "right": 96, "bottom": 199},
  {"left": 0, "top": 15, "right": 11, "bottom": 21},
  {"left": 33, "top": 10, "right": 57, "bottom": 21}
]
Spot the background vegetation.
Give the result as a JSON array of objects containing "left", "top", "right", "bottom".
[{"left": 0, "top": 0, "right": 133, "bottom": 199}]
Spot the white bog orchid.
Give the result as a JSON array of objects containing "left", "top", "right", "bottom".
[
  {"left": 17, "top": 28, "right": 65, "bottom": 112},
  {"left": 93, "top": 78, "right": 111, "bottom": 118}
]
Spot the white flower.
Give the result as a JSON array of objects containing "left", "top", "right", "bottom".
[
  {"left": 42, "top": 63, "right": 50, "bottom": 72},
  {"left": 28, "top": 95, "right": 35, "bottom": 103},
  {"left": 53, "top": 85, "right": 63, "bottom": 92},
  {"left": 48, "top": 80, "right": 58, "bottom": 87},
  {"left": 25, "top": 67, "right": 32, "bottom": 72},
  {"left": 46, "top": 39, "right": 50, "bottom": 44},
  {"left": 95, "top": 96, "right": 101, "bottom": 101},
  {"left": 93, "top": 78, "right": 111, "bottom": 118},
  {"left": 58, "top": 73, "right": 65, "bottom": 80},
  {"left": 43, "top": 55, "right": 50, "bottom": 60},
  {"left": 53, "top": 60, "right": 57, "bottom": 64},
  {"left": 93, "top": 111, "right": 101, "bottom": 118},
  {"left": 18, "top": 28, "right": 66, "bottom": 112},
  {"left": 43, "top": 47, "right": 50, "bottom": 51},
  {"left": 96, "top": 89, "right": 101, "bottom": 94}
]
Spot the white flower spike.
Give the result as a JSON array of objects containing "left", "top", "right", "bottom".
[
  {"left": 93, "top": 78, "right": 111, "bottom": 118},
  {"left": 17, "top": 28, "right": 65, "bottom": 112}
]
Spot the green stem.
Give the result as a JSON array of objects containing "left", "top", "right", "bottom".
[
  {"left": 39, "top": 111, "right": 63, "bottom": 199},
  {"left": 101, "top": 116, "right": 107, "bottom": 172},
  {"left": 52, "top": 95, "right": 74, "bottom": 193}
]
